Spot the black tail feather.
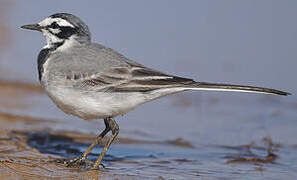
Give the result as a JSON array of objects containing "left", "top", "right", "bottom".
[{"left": 192, "top": 82, "right": 290, "bottom": 96}]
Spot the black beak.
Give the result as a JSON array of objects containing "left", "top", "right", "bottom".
[{"left": 21, "top": 24, "right": 42, "bottom": 32}]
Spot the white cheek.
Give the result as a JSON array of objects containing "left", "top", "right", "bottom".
[
  {"left": 49, "top": 28, "right": 61, "bottom": 34},
  {"left": 41, "top": 29, "right": 63, "bottom": 48}
]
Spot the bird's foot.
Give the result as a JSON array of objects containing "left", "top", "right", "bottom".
[
  {"left": 54, "top": 156, "right": 94, "bottom": 167},
  {"left": 54, "top": 156, "right": 105, "bottom": 169}
]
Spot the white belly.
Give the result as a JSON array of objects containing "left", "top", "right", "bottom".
[{"left": 44, "top": 85, "right": 147, "bottom": 120}]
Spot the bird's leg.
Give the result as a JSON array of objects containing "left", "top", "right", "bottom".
[
  {"left": 92, "top": 117, "right": 119, "bottom": 169},
  {"left": 55, "top": 118, "right": 111, "bottom": 167},
  {"left": 80, "top": 118, "right": 111, "bottom": 160}
]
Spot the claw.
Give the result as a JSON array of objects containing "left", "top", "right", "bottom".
[{"left": 91, "top": 162, "right": 105, "bottom": 170}]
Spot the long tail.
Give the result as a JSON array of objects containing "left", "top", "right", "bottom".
[{"left": 190, "top": 82, "right": 290, "bottom": 96}]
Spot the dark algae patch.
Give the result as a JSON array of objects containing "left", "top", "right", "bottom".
[{"left": 223, "top": 137, "right": 280, "bottom": 164}]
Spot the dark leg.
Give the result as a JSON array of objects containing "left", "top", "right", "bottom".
[
  {"left": 92, "top": 117, "right": 119, "bottom": 169},
  {"left": 55, "top": 118, "right": 111, "bottom": 167}
]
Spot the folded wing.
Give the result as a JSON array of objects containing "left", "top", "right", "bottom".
[{"left": 73, "top": 63, "right": 195, "bottom": 92}]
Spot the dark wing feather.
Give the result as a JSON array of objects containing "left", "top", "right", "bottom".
[
  {"left": 72, "top": 65, "right": 195, "bottom": 92},
  {"left": 107, "top": 67, "right": 195, "bottom": 92}
]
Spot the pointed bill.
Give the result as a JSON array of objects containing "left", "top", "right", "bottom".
[{"left": 21, "top": 24, "right": 42, "bottom": 32}]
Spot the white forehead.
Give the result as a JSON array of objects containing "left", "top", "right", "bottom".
[{"left": 39, "top": 17, "right": 74, "bottom": 28}]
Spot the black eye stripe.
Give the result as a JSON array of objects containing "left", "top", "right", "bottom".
[
  {"left": 45, "top": 21, "right": 80, "bottom": 39},
  {"left": 56, "top": 26, "right": 78, "bottom": 39}
]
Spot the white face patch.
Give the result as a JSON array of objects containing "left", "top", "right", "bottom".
[
  {"left": 39, "top": 17, "right": 76, "bottom": 49},
  {"left": 41, "top": 29, "right": 63, "bottom": 49},
  {"left": 39, "top": 17, "right": 75, "bottom": 28},
  {"left": 48, "top": 28, "right": 61, "bottom": 34}
]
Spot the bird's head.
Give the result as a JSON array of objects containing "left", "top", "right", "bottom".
[{"left": 21, "top": 13, "right": 91, "bottom": 49}]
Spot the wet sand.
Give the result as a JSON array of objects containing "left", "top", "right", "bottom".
[{"left": 0, "top": 110, "right": 196, "bottom": 179}]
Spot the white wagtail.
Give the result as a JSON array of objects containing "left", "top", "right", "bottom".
[{"left": 21, "top": 13, "right": 290, "bottom": 169}]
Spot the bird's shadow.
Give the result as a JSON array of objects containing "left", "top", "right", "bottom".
[{"left": 26, "top": 132, "right": 122, "bottom": 163}]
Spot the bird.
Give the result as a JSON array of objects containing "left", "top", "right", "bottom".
[{"left": 21, "top": 13, "right": 290, "bottom": 169}]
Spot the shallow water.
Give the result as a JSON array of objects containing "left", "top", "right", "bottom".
[{"left": 0, "top": 1, "right": 297, "bottom": 179}]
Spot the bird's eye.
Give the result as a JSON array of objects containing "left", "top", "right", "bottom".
[{"left": 50, "top": 22, "right": 59, "bottom": 29}]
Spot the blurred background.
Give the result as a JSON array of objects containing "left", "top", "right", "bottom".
[{"left": 0, "top": 0, "right": 296, "bottom": 179}]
